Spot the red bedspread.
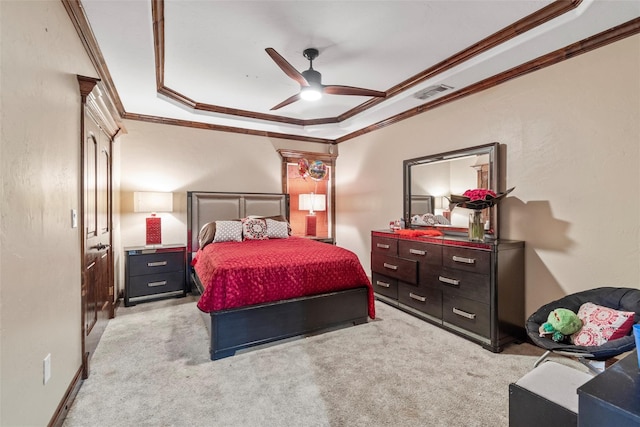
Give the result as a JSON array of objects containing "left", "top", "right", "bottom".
[{"left": 193, "top": 236, "right": 375, "bottom": 318}]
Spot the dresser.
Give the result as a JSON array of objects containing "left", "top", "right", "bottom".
[
  {"left": 371, "top": 230, "right": 524, "bottom": 352},
  {"left": 124, "top": 245, "right": 187, "bottom": 307}
]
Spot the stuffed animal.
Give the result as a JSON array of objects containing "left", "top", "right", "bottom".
[{"left": 539, "top": 308, "right": 583, "bottom": 343}]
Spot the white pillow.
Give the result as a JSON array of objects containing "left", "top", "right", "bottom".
[
  {"left": 266, "top": 218, "right": 289, "bottom": 239},
  {"left": 213, "top": 220, "right": 243, "bottom": 243}
]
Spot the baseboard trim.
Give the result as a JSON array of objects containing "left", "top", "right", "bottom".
[{"left": 47, "top": 366, "right": 83, "bottom": 427}]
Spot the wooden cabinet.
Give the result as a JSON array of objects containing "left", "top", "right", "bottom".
[
  {"left": 371, "top": 230, "right": 525, "bottom": 352},
  {"left": 124, "top": 245, "right": 187, "bottom": 307}
]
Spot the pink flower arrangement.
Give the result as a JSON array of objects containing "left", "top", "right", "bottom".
[{"left": 449, "top": 187, "right": 515, "bottom": 211}]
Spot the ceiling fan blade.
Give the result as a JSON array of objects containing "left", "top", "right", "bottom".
[
  {"left": 323, "top": 85, "right": 386, "bottom": 98},
  {"left": 270, "top": 93, "right": 301, "bottom": 110},
  {"left": 265, "top": 48, "right": 309, "bottom": 87}
]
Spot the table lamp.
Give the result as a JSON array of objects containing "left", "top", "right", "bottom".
[
  {"left": 133, "top": 191, "right": 173, "bottom": 245},
  {"left": 298, "top": 193, "right": 326, "bottom": 236}
]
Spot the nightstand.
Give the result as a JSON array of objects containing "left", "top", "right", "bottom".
[{"left": 124, "top": 244, "right": 187, "bottom": 307}]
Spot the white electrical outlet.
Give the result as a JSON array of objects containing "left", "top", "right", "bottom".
[
  {"left": 71, "top": 209, "right": 78, "bottom": 228},
  {"left": 43, "top": 353, "right": 51, "bottom": 385}
]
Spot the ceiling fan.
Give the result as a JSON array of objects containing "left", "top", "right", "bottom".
[{"left": 265, "top": 47, "right": 387, "bottom": 110}]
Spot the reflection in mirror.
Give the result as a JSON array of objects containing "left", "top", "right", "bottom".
[{"left": 403, "top": 143, "right": 499, "bottom": 237}]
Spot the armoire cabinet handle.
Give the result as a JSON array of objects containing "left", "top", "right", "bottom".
[
  {"left": 409, "top": 249, "right": 426, "bottom": 256},
  {"left": 452, "top": 255, "right": 475, "bottom": 264}
]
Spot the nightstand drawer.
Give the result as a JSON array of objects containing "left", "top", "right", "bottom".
[
  {"left": 128, "top": 251, "right": 184, "bottom": 276},
  {"left": 128, "top": 271, "right": 185, "bottom": 298}
]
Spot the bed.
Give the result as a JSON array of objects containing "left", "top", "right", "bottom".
[{"left": 187, "top": 191, "right": 374, "bottom": 360}]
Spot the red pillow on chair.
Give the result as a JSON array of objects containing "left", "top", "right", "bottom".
[{"left": 571, "top": 302, "right": 635, "bottom": 346}]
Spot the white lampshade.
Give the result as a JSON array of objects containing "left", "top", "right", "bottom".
[
  {"left": 299, "top": 193, "right": 326, "bottom": 214},
  {"left": 133, "top": 192, "right": 173, "bottom": 213}
]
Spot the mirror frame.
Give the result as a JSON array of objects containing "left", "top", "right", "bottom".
[{"left": 403, "top": 142, "right": 500, "bottom": 238}]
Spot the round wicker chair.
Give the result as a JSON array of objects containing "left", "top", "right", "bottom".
[{"left": 526, "top": 287, "right": 640, "bottom": 373}]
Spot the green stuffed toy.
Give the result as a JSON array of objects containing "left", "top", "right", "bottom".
[{"left": 538, "top": 308, "right": 583, "bottom": 343}]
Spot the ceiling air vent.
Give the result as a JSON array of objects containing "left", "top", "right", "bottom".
[{"left": 413, "top": 84, "right": 453, "bottom": 100}]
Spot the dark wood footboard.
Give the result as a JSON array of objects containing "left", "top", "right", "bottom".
[{"left": 193, "top": 272, "right": 369, "bottom": 360}]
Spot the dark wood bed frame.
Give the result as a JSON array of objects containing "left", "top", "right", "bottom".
[{"left": 187, "top": 191, "right": 369, "bottom": 360}]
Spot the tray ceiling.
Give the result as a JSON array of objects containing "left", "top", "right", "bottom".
[{"left": 78, "top": 0, "right": 640, "bottom": 142}]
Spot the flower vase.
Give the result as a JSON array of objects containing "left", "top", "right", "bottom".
[{"left": 468, "top": 210, "right": 484, "bottom": 242}]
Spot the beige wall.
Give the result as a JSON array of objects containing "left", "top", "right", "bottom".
[
  {"left": 0, "top": 1, "right": 98, "bottom": 425},
  {"left": 336, "top": 35, "right": 640, "bottom": 317}
]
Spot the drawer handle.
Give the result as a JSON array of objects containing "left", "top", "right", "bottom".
[
  {"left": 375, "top": 280, "right": 391, "bottom": 288},
  {"left": 409, "top": 249, "right": 426, "bottom": 256},
  {"left": 147, "top": 261, "right": 168, "bottom": 267},
  {"left": 376, "top": 243, "right": 390, "bottom": 249},
  {"left": 453, "top": 307, "right": 476, "bottom": 320},
  {"left": 409, "top": 293, "right": 426, "bottom": 302},
  {"left": 438, "top": 276, "right": 460, "bottom": 286},
  {"left": 383, "top": 263, "right": 398, "bottom": 271},
  {"left": 452, "top": 256, "right": 475, "bottom": 264},
  {"left": 148, "top": 280, "right": 167, "bottom": 287}
]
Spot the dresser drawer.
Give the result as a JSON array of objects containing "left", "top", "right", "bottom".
[
  {"left": 443, "top": 294, "right": 490, "bottom": 338},
  {"left": 442, "top": 246, "right": 491, "bottom": 274},
  {"left": 128, "top": 251, "right": 185, "bottom": 276},
  {"left": 398, "top": 240, "right": 442, "bottom": 265},
  {"left": 372, "top": 272, "right": 398, "bottom": 299},
  {"left": 371, "top": 236, "right": 398, "bottom": 255},
  {"left": 437, "top": 268, "right": 490, "bottom": 304},
  {"left": 371, "top": 253, "right": 417, "bottom": 284},
  {"left": 399, "top": 282, "right": 442, "bottom": 319},
  {"left": 128, "top": 271, "right": 185, "bottom": 298}
]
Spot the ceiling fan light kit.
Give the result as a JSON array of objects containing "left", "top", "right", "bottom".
[
  {"left": 300, "top": 86, "right": 322, "bottom": 101},
  {"left": 266, "top": 47, "right": 386, "bottom": 110}
]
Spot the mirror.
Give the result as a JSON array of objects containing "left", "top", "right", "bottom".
[{"left": 403, "top": 143, "right": 500, "bottom": 238}]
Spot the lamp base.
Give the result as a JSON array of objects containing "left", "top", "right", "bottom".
[
  {"left": 146, "top": 216, "right": 162, "bottom": 245},
  {"left": 305, "top": 214, "right": 317, "bottom": 236}
]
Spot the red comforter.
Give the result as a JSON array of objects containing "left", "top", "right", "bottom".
[{"left": 193, "top": 236, "right": 375, "bottom": 318}]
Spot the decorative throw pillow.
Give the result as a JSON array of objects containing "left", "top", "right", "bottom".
[
  {"left": 265, "top": 218, "right": 289, "bottom": 239},
  {"left": 571, "top": 302, "right": 635, "bottom": 346},
  {"left": 198, "top": 222, "right": 216, "bottom": 249},
  {"left": 213, "top": 220, "right": 243, "bottom": 243},
  {"left": 241, "top": 217, "right": 268, "bottom": 240},
  {"left": 267, "top": 215, "right": 292, "bottom": 235}
]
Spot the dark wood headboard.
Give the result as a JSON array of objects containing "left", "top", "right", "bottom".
[{"left": 186, "top": 191, "right": 289, "bottom": 259}]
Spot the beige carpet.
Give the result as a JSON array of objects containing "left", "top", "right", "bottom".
[{"left": 62, "top": 296, "right": 586, "bottom": 427}]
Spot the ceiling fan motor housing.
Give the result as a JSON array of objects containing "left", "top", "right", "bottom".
[{"left": 302, "top": 69, "right": 322, "bottom": 86}]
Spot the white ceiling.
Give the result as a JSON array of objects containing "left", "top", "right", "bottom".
[{"left": 80, "top": 0, "right": 640, "bottom": 141}]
